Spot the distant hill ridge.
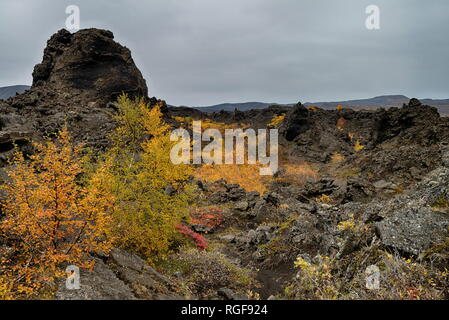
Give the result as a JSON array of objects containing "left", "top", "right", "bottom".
[
  {"left": 0, "top": 85, "right": 30, "bottom": 99},
  {"left": 186, "top": 95, "right": 449, "bottom": 115},
  {"left": 308, "top": 95, "right": 410, "bottom": 107},
  {"left": 307, "top": 95, "right": 449, "bottom": 108},
  {"left": 192, "top": 102, "right": 288, "bottom": 113}
]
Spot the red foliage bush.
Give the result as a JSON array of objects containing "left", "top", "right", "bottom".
[
  {"left": 190, "top": 207, "right": 223, "bottom": 229},
  {"left": 176, "top": 224, "right": 208, "bottom": 250}
]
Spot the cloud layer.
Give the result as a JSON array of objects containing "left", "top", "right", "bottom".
[{"left": 1, "top": 0, "right": 448, "bottom": 105}]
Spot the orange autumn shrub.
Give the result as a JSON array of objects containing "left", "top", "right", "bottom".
[
  {"left": 354, "top": 140, "right": 365, "bottom": 152},
  {"left": 194, "top": 163, "right": 269, "bottom": 194},
  {"left": 190, "top": 206, "right": 224, "bottom": 229},
  {"left": 277, "top": 162, "right": 319, "bottom": 186},
  {"left": 268, "top": 114, "right": 286, "bottom": 128},
  {"left": 189, "top": 121, "right": 270, "bottom": 194},
  {"left": 174, "top": 116, "right": 272, "bottom": 194},
  {"left": 0, "top": 128, "right": 114, "bottom": 297},
  {"left": 336, "top": 116, "right": 346, "bottom": 131},
  {"left": 330, "top": 152, "right": 345, "bottom": 164}
]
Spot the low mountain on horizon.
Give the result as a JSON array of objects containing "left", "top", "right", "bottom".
[
  {"left": 0, "top": 85, "right": 30, "bottom": 100},
  {"left": 191, "top": 101, "right": 286, "bottom": 113},
  {"left": 188, "top": 94, "right": 449, "bottom": 115},
  {"left": 307, "top": 94, "right": 411, "bottom": 107},
  {"left": 307, "top": 94, "right": 449, "bottom": 108}
]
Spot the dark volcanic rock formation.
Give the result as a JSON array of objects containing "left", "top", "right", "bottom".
[
  {"left": 56, "top": 249, "right": 184, "bottom": 300},
  {"left": 0, "top": 28, "right": 149, "bottom": 154},
  {"left": 32, "top": 29, "right": 147, "bottom": 104},
  {"left": 279, "top": 99, "right": 449, "bottom": 184}
]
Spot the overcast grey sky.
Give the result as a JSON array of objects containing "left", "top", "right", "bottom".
[{"left": 1, "top": 0, "right": 448, "bottom": 106}]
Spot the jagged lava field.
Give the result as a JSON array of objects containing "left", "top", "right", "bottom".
[{"left": 0, "top": 28, "right": 448, "bottom": 300}]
